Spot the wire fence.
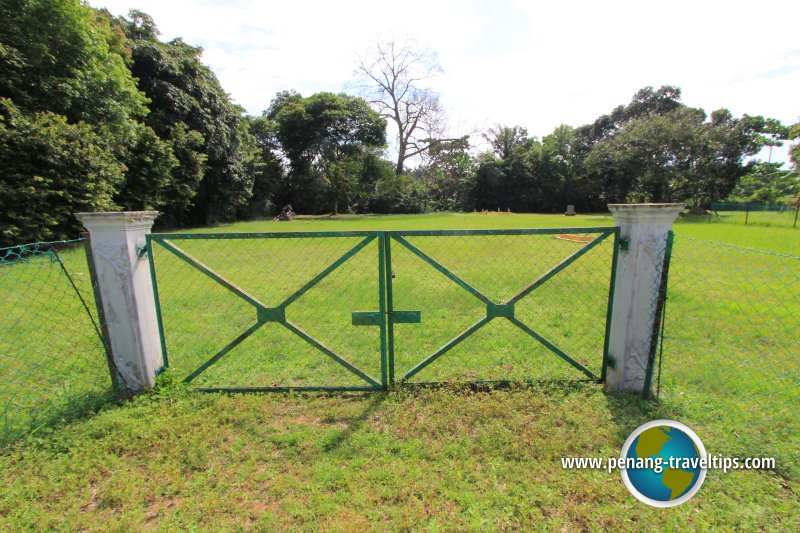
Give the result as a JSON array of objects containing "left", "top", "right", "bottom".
[
  {"left": 657, "top": 236, "right": 799, "bottom": 476},
  {"left": 148, "top": 230, "right": 618, "bottom": 390},
  {"left": 710, "top": 201, "right": 791, "bottom": 212},
  {"left": 705, "top": 202, "right": 800, "bottom": 228},
  {"left": 0, "top": 239, "right": 113, "bottom": 446}
]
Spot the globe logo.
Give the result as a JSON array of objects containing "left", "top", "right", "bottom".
[{"left": 620, "top": 420, "right": 707, "bottom": 507}]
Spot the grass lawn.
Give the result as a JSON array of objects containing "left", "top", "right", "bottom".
[
  {"left": 0, "top": 384, "right": 797, "bottom": 531},
  {"left": 0, "top": 211, "right": 797, "bottom": 530}
]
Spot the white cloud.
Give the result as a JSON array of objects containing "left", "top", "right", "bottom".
[{"left": 95, "top": 0, "right": 798, "bottom": 164}]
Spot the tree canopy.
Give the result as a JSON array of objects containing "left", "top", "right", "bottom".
[{"left": 268, "top": 91, "right": 386, "bottom": 214}]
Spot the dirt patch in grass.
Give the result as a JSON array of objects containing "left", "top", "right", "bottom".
[{"left": 557, "top": 234, "right": 595, "bottom": 243}]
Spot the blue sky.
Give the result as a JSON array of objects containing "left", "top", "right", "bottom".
[{"left": 95, "top": 0, "right": 799, "bottom": 165}]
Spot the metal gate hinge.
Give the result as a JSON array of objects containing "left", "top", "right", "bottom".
[
  {"left": 136, "top": 243, "right": 149, "bottom": 259},
  {"left": 618, "top": 238, "right": 629, "bottom": 252},
  {"left": 605, "top": 354, "right": 617, "bottom": 369}
]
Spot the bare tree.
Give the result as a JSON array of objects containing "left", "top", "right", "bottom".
[{"left": 355, "top": 38, "right": 445, "bottom": 175}]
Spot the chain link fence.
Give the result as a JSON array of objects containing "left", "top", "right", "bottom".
[
  {"left": 149, "top": 229, "right": 618, "bottom": 390},
  {"left": 150, "top": 233, "right": 386, "bottom": 390},
  {"left": 0, "top": 240, "right": 113, "bottom": 445},
  {"left": 387, "top": 231, "right": 615, "bottom": 384},
  {"left": 657, "top": 236, "right": 799, "bottom": 476}
]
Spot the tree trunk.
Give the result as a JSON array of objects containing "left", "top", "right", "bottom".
[{"left": 395, "top": 145, "right": 405, "bottom": 175}]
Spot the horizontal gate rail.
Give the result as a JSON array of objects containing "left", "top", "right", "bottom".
[
  {"left": 383, "top": 227, "right": 615, "bottom": 236},
  {"left": 150, "top": 231, "right": 382, "bottom": 239}
]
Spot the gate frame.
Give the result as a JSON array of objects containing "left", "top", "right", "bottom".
[
  {"left": 145, "top": 227, "right": 620, "bottom": 391},
  {"left": 383, "top": 227, "right": 620, "bottom": 386},
  {"left": 146, "top": 231, "right": 387, "bottom": 392}
]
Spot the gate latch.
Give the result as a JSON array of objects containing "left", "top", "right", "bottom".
[{"left": 352, "top": 310, "right": 421, "bottom": 326}]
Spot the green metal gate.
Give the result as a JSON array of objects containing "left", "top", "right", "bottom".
[{"left": 147, "top": 228, "right": 619, "bottom": 391}]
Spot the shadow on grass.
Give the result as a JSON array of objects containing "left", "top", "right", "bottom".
[
  {"left": 1, "top": 387, "right": 120, "bottom": 450},
  {"left": 321, "top": 392, "right": 387, "bottom": 452},
  {"left": 602, "top": 390, "right": 674, "bottom": 447}
]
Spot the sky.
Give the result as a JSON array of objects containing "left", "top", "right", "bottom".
[{"left": 94, "top": 0, "right": 799, "bottom": 165}]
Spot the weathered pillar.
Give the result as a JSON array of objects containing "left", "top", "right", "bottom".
[
  {"left": 605, "top": 203, "right": 683, "bottom": 394},
  {"left": 76, "top": 211, "right": 162, "bottom": 393}
]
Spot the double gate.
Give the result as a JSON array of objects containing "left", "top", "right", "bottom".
[{"left": 147, "top": 228, "right": 619, "bottom": 391}]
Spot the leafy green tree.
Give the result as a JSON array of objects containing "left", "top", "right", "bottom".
[
  {"left": 469, "top": 125, "right": 549, "bottom": 212},
  {"left": 243, "top": 115, "right": 283, "bottom": 218},
  {"left": 0, "top": 99, "right": 123, "bottom": 245},
  {"left": 270, "top": 92, "right": 386, "bottom": 214},
  {"left": 580, "top": 88, "right": 789, "bottom": 207},
  {"left": 728, "top": 162, "right": 799, "bottom": 202},
  {"left": 119, "top": 10, "right": 255, "bottom": 225},
  {"left": 115, "top": 123, "right": 178, "bottom": 211},
  {"left": 417, "top": 136, "right": 473, "bottom": 210},
  {"left": 789, "top": 121, "right": 800, "bottom": 172},
  {"left": 0, "top": 0, "right": 148, "bottom": 136},
  {"left": 484, "top": 125, "right": 533, "bottom": 160}
]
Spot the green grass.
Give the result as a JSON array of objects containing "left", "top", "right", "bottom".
[
  {"left": 0, "top": 211, "right": 797, "bottom": 529},
  {"left": 0, "top": 383, "right": 797, "bottom": 531}
]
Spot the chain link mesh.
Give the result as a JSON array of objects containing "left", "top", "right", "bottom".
[
  {"left": 0, "top": 240, "right": 112, "bottom": 445},
  {"left": 151, "top": 230, "right": 616, "bottom": 390},
  {"left": 150, "top": 234, "right": 384, "bottom": 389},
  {"left": 657, "top": 237, "right": 799, "bottom": 473},
  {"left": 390, "top": 232, "right": 614, "bottom": 383}
]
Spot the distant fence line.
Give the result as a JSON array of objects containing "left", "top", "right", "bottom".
[{"left": 710, "top": 201, "right": 792, "bottom": 212}]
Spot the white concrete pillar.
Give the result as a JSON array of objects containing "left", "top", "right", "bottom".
[
  {"left": 605, "top": 203, "right": 683, "bottom": 394},
  {"left": 76, "top": 211, "right": 162, "bottom": 393}
]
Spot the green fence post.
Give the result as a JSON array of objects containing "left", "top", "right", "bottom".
[
  {"left": 378, "top": 233, "right": 388, "bottom": 389},
  {"left": 384, "top": 235, "right": 395, "bottom": 386}
]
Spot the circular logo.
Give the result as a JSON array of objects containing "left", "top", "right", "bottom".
[{"left": 620, "top": 420, "right": 707, "bottom": 507}]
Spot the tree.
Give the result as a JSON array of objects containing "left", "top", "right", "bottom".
[
  {"left": 0, "top": 99, "right": 123, "bottom": 245},
  {"left": 788, "top": 121, "right": 800, "bottom": 172},
  {"left": 727, "top": 162, "right": 799, "bottom": 202},
  {"left": 417, "top": 135, "right": 473, "bottom": 210},
  {"left": 469, "top": 126, "right": 539, "bottom": 212},
  {"left": 0, "top": 0, "right": 148, "bottom": 136},
  {"left": 119, "top": 10, "right": 255, "bottom": 226},
  {"left": 243, "top": 115, "right": 283, "bottom": 218},
  {"left": 355, "top": 38, "right": 444, "bottom": 174},
  {"left": 582, "top": 105, "right": 788, "bottom": 207},
  {"left": 270, "top": 92, "right": 386, "bottom": 214}
]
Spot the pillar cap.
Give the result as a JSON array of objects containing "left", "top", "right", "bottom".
[
  {"left": 608, "top": 203, "right": 684, "bottom": 224},
  {"left": 76, "top": 211, "right": 159, "bottom": 232}
]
